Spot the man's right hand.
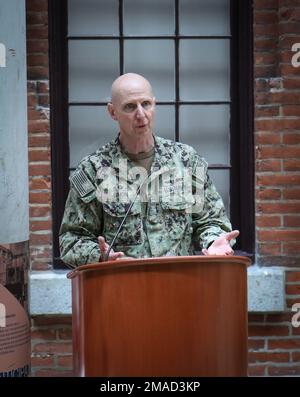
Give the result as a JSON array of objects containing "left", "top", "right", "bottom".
[{"left": 98, "top": 236, "right": 125, "bottom": 262}]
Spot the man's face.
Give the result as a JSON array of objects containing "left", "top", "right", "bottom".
[{"left": 108, "top": 82, "right": 156, "bottom": 140}]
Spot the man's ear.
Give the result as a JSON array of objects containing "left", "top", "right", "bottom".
[{"left": 107, "top": 102, "right": 118, "bottom": 120}]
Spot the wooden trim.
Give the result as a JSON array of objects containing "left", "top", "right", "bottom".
[
  {"left": 67, "top": 255, "right": 251, "bottom": 278},
  {"left": 48, "top": 0, "right": 69, "bottom": 268}
]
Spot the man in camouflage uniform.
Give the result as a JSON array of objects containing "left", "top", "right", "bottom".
[{"left": 60, "top": 73, "right": 239, "bottom": 267}]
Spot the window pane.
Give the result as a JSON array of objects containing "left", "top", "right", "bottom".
[
  {"left": 123, "top": 0, "right": 174, "bottom": 35},
  {"left": 180, "top": 39, "right": 230, "bottom": 101},
  {"left": 208, "top": 169, "right": 230, "bottom": 215},
  {"left": 180, "top": 0, "right": 230, "bottom": 36},
  {"left": 68, "top": 0, "right": 119, "bottom": 36},
  {"left": 124, "top": 40, "right": 174, "bottom": 101},
  {"left": 69, "top": 40, "right": 119, "bottom": 102},
  {"left": 69, "top": 106, "right": 117, "bottom": 168},
  {"left": 179, "top": 105, "right": 230, "bottom": 165},
  {"left": 155, "top": 105, "right": 175, "bottom": 141}
]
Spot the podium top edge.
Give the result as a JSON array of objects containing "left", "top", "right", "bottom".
[{"left": 67, "top": 255, "right": 251, "bottom": 279}]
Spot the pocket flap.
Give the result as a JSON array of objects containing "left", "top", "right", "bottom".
[
  {"left": 103, "top": 201, "right": 142, "bottom": 217},
  {"left": 161, "top": 195, "right": 195, "bottom": 210}
]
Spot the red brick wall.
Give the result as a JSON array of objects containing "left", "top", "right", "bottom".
[
  {"left": 255, "top": 0, "right": 300, "bottom": 266},
  {"left": 31, "top": 316, "right": 73, "bottom": 376},
  {"left": 252, "top": 0, "right": 300, "bottom": 375},
  {"left": 248, "top": 272, "right": 300, "bottom": 376},
  {"left": 27, "top": 0, "right": 300, "bottom": 376},
  {"left": 27, "top": 0, "right": 52, "bottom": 271}
]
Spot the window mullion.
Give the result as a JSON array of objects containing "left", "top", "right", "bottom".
[
  {"left": 175, "top": 0, "right": 179, "bottom": 142},
  {"left": 119, "top": 0, "right": 124, "bottom": 75}
]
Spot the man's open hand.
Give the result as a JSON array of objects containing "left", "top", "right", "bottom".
[{"left": 202, "top": 230, "right": 240, "bottom": 256}]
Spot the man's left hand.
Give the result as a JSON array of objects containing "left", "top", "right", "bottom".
[{"left": 202, "top": 230, "right": 240, "bottom": 256}]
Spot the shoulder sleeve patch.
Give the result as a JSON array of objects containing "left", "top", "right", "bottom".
[{"left": 70, "top": 169, "right": 95, "bottom": 197}]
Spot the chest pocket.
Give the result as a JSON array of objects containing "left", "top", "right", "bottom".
[
  {"left": 160, "top": 195, "right": 195, "bottom": 240},
  {"left": 102, "top": 201, "right": 143, "bottom": 246}
]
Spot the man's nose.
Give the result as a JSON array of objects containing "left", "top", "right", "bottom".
[{"left": 135, "top": 104, "right": 145, "bottom": 118}]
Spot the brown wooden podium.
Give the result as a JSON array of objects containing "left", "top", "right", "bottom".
[{"left": 68, "top": 255, "right": 250, "bottom": 377}]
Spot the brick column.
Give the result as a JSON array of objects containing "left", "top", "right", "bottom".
[
  {"left": 26, "top": 0, "right": 52, "bottom": 270},
  {"left": 254, "top": 0, "right": 300, "bottom": 267},
  {"left": 250, "top": 0, "right": 300, "bottom": 376}
]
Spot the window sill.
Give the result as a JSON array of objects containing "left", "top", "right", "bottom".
[{"left": 28, "top": 265, "right": 285, "bottom": 316}]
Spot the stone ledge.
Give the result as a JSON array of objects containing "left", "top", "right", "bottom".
[
  {"left": 29, "top": 270, "right": 72, "bottom": 315},
  {"left": 29, "top": 265, "right": 285, "bottom": 315},
  {"left": 247, "top": 265, "right": 285, "bottom": 312}
]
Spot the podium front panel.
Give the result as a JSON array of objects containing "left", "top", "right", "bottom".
[{"left": 69, "top": 256, "right": 250, "bottom": 376}]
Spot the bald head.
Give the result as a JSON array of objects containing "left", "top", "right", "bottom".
[
  {"left": 107, "top": 73, "right": 156, "bottom": 146},
  {"left": 110, "top": 73, "right": 154, "bottom": 105}
]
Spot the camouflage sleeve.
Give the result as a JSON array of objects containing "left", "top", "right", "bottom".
[
  {"left": 59, "top": 186, "right": 103, "bottom": 267},
  {"left": 191, "top": 156, "right": 233, "bottom": 250}
]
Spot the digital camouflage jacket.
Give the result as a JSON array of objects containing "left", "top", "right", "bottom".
[{"left": 59, "top": 135, "right": 233, "bottom": 267}]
